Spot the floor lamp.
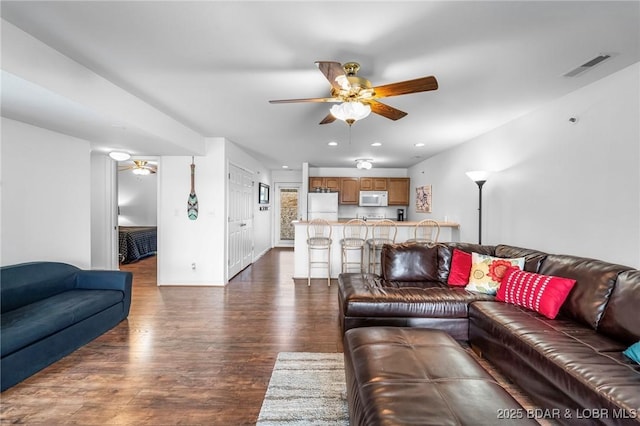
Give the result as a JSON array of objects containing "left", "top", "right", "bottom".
[{"left": 466, "top": 171, "right": 491, "bottom": 244}]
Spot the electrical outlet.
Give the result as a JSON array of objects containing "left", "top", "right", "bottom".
[{"left": 191, "top": 262, "right": 196, "bottom": 270}]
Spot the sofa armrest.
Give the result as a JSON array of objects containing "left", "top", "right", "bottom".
[
  {"left": 75, "top": 270, "right": 133, "bottom": 317},
  {"left": 76, "top": 270, "right": 132, "bottom": 291}
]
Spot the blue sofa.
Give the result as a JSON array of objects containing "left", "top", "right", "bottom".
[{"left": 1, "top": 262, "right": 132, "bottom": 391}]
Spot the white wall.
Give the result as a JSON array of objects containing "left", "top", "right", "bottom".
[
  {"left": 118, "top": 165, "right": 158, "bottom": 226},
  {"left": 157, "top": 139, "right": 226, "bottom": 285},
  {"left": 408, "top": 63, "right": 640, "bottom": 268},
  {"left": 157, "top": 138, "right": 273, "bottom": 286},
  {"left": 1, "top": 118, "right": 92, "bottom": 268},
  {"left": 272, "top": 169, "right": 302, "bottom": 184}
]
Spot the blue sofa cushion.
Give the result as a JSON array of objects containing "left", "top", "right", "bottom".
[
  {"left": 1, "top": 289, "right": 124, "bottom": 357},
  {"left": 1, "top": 262, "right": 79, "bottom": 312}
]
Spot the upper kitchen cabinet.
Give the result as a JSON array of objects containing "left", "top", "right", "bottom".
[
  {"left": 339, "top": 178, "right": 359, "bottom": 204},
  {"left": 387, "top": 178, "right": 410, "bottom": 206},
  {"left": 309, "top": 177, "right": 340, "bottom": 192},
  {"left": 359, "top": 177, "right": 387, "bottom": 191}
]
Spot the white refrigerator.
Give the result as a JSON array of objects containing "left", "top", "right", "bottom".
[{"left": 308, "top": 192, "right": 339, "bottom": 222}]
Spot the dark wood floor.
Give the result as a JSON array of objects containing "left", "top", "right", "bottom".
[{"left": 1, "top": 248, "right": 342, "bottom": 425}]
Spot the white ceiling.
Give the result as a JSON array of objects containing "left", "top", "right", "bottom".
[{"left": 1, "top": 1, "right": 639, "bottom": 170}]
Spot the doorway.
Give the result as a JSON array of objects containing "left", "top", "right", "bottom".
[
  {"left": 116, "top": 157, "right": 159, "bottom": 266},
  {"left": 275, "top": 183, "right": 300, "bottom": 247}
]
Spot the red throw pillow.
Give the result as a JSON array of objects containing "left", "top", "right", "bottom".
[
  {"left": 497, "top": 267, "right": 576, "bottom": 319},
  {"left": 447, "top": 249, "right": 472, "bottom": 286}
]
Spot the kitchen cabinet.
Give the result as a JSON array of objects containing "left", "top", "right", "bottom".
[
  {"left": 359, "top": 177, "right": 387, "bottom": 191},
  {"left": 310, "top": 176, "right": 410, "bottom": 205},
  {"left": 339, "top": 178, "right": 359, "bottom": 204},
  {"left": 309, "top": 177, "right": 340, "bottom": 192},
  {"left": 387, "top": 178, "right": 410, "bottom": 206}
]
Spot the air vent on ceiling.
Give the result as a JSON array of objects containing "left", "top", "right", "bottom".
[{"left": 563, "top": 54, "right": 611, "bottom": 77}]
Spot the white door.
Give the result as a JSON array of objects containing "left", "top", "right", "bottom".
[
  {"left": 227, "top": 164, "right": 254, "bottom": 279},
  {"left": 240, "top": 171, "right": 254, "bottom": 268},
  {"left": 275, "top": 183, "right": 300, "bottom": 247}
]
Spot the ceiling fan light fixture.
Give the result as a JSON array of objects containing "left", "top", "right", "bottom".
[
  {"left": 132, "top": 167, "right": 151, "bottom": 176},
  {"left": 330, "top": 101, "right": 371, "bottom": 125},
  {"left": 335, "top": 75, "right": 350, "bottom": 90},
  {"left": 355, "top": 159, "right": 373, "bottom": 170}
]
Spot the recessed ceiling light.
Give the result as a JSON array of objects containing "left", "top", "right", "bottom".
[
  {"left": 328, "top": 141, "right": 338, "bottom": 146},
  {"left": 371, "top": 142, "right": 382, "bottom": 147},
  {"left": 414, "top": 143, "right": 425, "bottom": 147},
  {"left": 282, "top": 165, "right": 289, "bottom": 169}
]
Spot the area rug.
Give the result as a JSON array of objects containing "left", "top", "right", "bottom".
[{"left": 257, "top": 352, "right": 349, "bottom": 426}]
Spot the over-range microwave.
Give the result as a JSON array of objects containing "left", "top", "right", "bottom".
[{"left": 359, "top": 191, "right": 388, "bottom": 207}]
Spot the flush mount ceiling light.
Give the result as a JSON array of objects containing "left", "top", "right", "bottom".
[
  {"left": 371, "top": 142, "right": 382, "bottom": 147},
  {"left": 330, "top": 101, "right": 371, "bottom": 126},
  {"left": 109, "top": 151, "right": 131, "bottom": 161},
  {"left": 355, "top": 159, "right": 373, "bottom": 170},
  {"left": 328, "top": 141, "right": 338, "bottom": 146}
]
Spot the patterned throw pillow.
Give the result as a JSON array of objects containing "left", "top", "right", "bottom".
[
  {"left": 623, "top": 341, "right": 640, "bottom": 364},
  {"left": 465, "top": 253, "right": 525, "bottom": 295},
  {"left": 497, "top": 267, "right": 576, "bottom": 319},
  {"left": 447, "top": 249, "right": 472, "bottom": 286}
]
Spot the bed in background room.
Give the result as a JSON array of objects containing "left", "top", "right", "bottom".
[{"left": 118, "top": 226, "right": 157, "bottom": 263}]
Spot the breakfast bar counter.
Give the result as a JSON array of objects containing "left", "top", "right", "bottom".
[{"left": 293, "top": 220, "right": 460, "bottom": 280}]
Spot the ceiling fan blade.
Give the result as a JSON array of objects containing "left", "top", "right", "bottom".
[
  {"left": 373, "top": 76, "right": 438, "bottom": 98},
  {"left": 269, "top": 97, "right": 339, "bottom": 104},
  {"left": 368, "top": 100, "right": 408, "bottom": 121},
  {"left": 315, "top": 61, "right": 348, "bottom": 91},
  {"left": 319, "top": 113, "right": 336, "bottom": 125}
]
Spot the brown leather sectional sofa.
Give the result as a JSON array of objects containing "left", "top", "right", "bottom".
[{"left": 339, "top": 243, "right": 640, "bottom": 425}]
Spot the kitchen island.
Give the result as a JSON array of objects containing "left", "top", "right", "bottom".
[{"left": 293, "top": 220, "right": 460, "bottom": 280}]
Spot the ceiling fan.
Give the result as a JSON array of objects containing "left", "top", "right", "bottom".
[
  {"left": 118, "top": 160, "right": 157, "bottom": 175},
  {"left": 269, "top": 61, "right": 438, "bottom": 125}
]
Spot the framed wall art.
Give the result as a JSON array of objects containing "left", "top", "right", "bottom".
[
  {"left": 259, "top": 183, "right": 270, "bottom": 205},
  {"left": 416, "top": 185, "right": 432, "bottom": 213}
]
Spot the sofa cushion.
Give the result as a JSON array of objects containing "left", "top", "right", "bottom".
[
  {"left": 339, "top": 273, "right": 494, "bottom": 319},
  {"left": 538, "top": 254, "right": 632, "bottom": 330},
  {"left": 447, "top": 249, "right": 472, "bottom": 286},
  {"left": 469, "top": 301, "right": 640, "bottom": 419},
  {"left": 598, "top": 269, "right": 640, "bottom": 344},
  {"left": 1, "top": 289, "right": 125, "bottom": 357},
  {"left": 447, "top": 242, "right": 496, "bottom": 256},
  {"left": 1, "top": 262, "right": 79, "bottom": 312},
  {"left": 497, "top": 267, "right": 576, "bottom": 319},
  {"left": 494, "top": 245, "right": 548, "bottom": 273},
  {"left": 381, "top": 243, "right": 441, "bottom": 282},
  {"left": 466, "top": 253, "right": 525, "bottom": 295}
]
